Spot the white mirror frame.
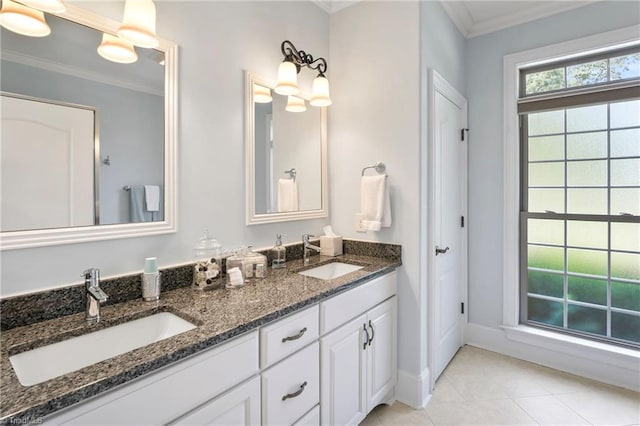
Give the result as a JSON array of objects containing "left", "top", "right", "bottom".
[
  {"left": 245, "top": 71, "right": 328, "bottom": 225},
  {"left": 0, "top": 4, "right": 178, "bottom": 250}
]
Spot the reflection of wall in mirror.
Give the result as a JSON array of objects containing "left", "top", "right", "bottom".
[
  {"left": 272, "top": 94, "right": 322, "bottom": 212},
  {"left": 254, "top": 102, "right": 272, "bottom": 214},
  {"left": 0, "top": 60, "right": 164, "bottom": 225}
]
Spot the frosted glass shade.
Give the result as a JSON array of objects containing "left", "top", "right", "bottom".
[
  {"left": 253, "top": 84, "right": 272, "bottom": 103},
  {"left": 97, "top": 33, "right": 138, "bottom": 64},
  {"left": 117, "top": 0, "right": 158, "bottom": 48},
  {"left": 310, "top": 75, "right": 332, "bottom": 107},
  {"left": 286, "top": 96, "right": 306, "bottom": 113},
  {"left": 0, "top": 0, "right": 50, "bottom": 37},
  {"left": 19, "top": 0, "right": 65, "bottom": 13},
  {"left": 275, "top": 61, "right": 299, "bottom": 96}
]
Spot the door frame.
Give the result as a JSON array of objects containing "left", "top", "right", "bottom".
[{"left": 426, "top": 69, "right": 468, "bottom": 391}]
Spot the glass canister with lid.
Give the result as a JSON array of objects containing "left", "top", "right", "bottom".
[{"left": 193, "top": 230, "right": 223, "bottom": 290}]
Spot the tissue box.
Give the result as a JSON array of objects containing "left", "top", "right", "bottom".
[{"left": 320, "top": 236, "right": 343, "bottom": 256}]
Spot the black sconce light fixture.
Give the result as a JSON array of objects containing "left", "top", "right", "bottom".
[{"left": 275, "top": 40, "right": 332, "bottom": 109}]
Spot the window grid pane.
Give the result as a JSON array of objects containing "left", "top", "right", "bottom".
[{"left": 524, "top": 100, "right": 640, "bottom": 347}]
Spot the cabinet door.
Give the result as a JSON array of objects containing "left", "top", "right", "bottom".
[
  {"left": 320, "top": 314, "right": 367, "bottom": 426},
  {"left": 366, "top": 297, "right": 397, "bottom": 409},
  {"left": 173, "top": 376, "right": 260, "bottom": 426}
]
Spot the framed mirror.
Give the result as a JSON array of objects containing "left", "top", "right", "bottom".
[
  {"left": 245, "top": 71, "right": 327, "bottom": 225},
  {"left": 0, "top": 4, "right": 177, "bottom": 250}
]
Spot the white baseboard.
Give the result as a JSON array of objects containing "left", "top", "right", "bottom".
[
  {"left": 395, "top": 368, "right": 431, "bottom": 409},
  {"left": 465, "top": 322, "right": 640, "bottom": 392}
]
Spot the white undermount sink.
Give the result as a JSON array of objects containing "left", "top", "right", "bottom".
[
  {"left": 9, "top": 312, "right": 196, "bottom": 386},
  {"left": 298, "top": 262, "right": 364, "bottom": 280}
]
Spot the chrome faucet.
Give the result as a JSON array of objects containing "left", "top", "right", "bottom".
[
  {"left": 83, "top": 268, "right": 108, "bottom": 324},
  {"left": 302, "top": 234, "right": 321, "bottom": 265}
]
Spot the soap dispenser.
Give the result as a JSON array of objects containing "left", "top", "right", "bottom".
[{"left": 271, "top": 233, "right": 286, "bottom": 269}]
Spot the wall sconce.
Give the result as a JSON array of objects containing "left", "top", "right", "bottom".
[
  {"left": 97, "top": 33, "right": 138, "bottom": 64},
  {"left": 286, "top": 95, "right": 307, "bottom": 112},
  {"left": 0, "top": 0, "right": 51, "bottom": 37},
  {"left": 275, "top": 40, "right": 332, "bottom": 107},
  {"left": 253, "top": 83, "right": 273, "bottom": 103},
  {"left": 118, "top": 0, "right": 158, "bottom": 48}
]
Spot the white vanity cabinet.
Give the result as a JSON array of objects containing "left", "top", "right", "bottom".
[
  {"left": 41, "top": 271, "right": 397, "bottom": 426},
  {"left": 320, "top": 272, "right": 397, "bottom": 426}
]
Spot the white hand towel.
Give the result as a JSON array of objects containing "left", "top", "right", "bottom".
[
  {"left": 144, "top": 185, "right": 160, "bottom": 212},
  {"left": 277, "top": 179, "right": 299, "bottom": 212},
  {"left": 360, "top": 175, "right": 391, "bottom": 231}
]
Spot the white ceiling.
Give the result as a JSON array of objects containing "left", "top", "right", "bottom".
[{"left": 313, "top": 1, "right": 599, "bottom": 38}]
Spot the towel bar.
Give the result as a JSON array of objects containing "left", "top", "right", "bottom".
[{"left": 361, "top": 162, "right": 386, "bottom": 176}]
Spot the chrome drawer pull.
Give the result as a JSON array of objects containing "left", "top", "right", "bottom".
[
  {"left": 368, "top": 320, "right": 374, "bottom": 346},
  {"left": 282, "top": 327, "right": 307, "bottom": 343},
  {"left": 363, "top": 324, "right": 369, "bottom": 350},
  {"left": 282, "top": 381, "right": 307, "bottom": 401}
]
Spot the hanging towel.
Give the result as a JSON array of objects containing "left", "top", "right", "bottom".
[
  {"left": 360, "top": 175, "right": 391, "bottom": 231},
  {"left": 129, "top": 185, "right": 151, "bottom": 223},
  {"left": 277, "top": 178, "right": 299, "bottom": 212},
  {"left": 144, "top": 185, "right": 160, "bottom": 212}
]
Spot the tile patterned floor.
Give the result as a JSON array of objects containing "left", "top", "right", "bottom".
[{"left": 361, "top": 345, "right": 640, "bottom": 426}]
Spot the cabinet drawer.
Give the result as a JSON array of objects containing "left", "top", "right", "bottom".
[
  {"left": 262, "top": 342, "right": 319, "bottom": 426},
  {"left": 50, "top": 331, "right": 259, "bottom": 425},
  {"left": 260, "top": 305, "right": 319, "bottom": 368},
  {"left": 320, "top": 271, "right": 396, "bottom": 335},
  {"left": 294, "top": 405, "right": 320, "bottom": 426}
]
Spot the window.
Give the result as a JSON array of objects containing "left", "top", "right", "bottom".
[{"left": 519, "top": 47, "right": 640, "bottom": 347}]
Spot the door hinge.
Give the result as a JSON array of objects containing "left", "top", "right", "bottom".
[
  {"left": 461, "top": 302, "right": 464, "bottom": 314},
  {"left": 461, "top": 128, "right": 469, "bottom": 141},
  {"left": 461, "top": 216, "right": 465, "bottom": 228}
]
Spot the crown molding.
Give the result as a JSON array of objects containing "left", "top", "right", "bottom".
[
  {"left": 1, "top": 49, "right": 163, "bottom": 97},
  {"left": 441, "top": 0, "right": 599, "bottom": 39},
  {"left": 311, "top": 0, "right": 361, "bottom": 14}
]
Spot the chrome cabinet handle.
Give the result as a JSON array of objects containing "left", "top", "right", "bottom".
[
  {"left": 435, "top": 246, "right": 450, "bottom": 255},
  {"left": 282, "top": 381, "right": 307, "bottom": 401},
  {"left": 363, "top": 324, "right": 369, "bottom": 350},
  {"left": 368, "top": 320, "right": 374, "bottom": 346},
  {"left": 282, "top": 327, "right": 307, "bottom": 343}
]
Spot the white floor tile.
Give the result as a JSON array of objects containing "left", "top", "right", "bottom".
[
  {"left": 514, "top": 395, "right": 592, "bottom": 425},
  {"left": 555, "top": 388, "right": 640, "bottom": 426}
]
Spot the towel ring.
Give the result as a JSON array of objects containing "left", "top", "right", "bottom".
[
  {"left": 361, "top": 162, "right": 386, "bottom": 176},
  {"left": 284, "top": 168, "right": 297, "bottom": 182}
]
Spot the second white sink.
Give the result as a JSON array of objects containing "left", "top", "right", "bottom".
[
  {"left": 298, "top": 262, "right": 363, "bottom": 280},
  {"left": 10, "top": 312, "right": 196, "bottom": 386}
]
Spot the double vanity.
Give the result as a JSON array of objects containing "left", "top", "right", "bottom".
[{"left": 0, "top": 243, "right": 401, "bottom": 425}]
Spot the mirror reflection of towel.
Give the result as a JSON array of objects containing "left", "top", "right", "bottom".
[
  {"left": 144, "top": 185, "right": 160, "bottom": 212},
  {"left": 277, "top": 179, "right": 298, "bottom": 212},
  {"left": 360, "top": 175, "right": 391, "bottom": 231},
  {"left": 130, "top": 185, "right": 164, "bottom": 222}
]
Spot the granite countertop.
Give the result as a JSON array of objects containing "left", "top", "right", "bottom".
[{"left": 0, "top": 253, "right": 400, "bottom": 423}]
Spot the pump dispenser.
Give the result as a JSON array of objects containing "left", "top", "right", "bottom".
[{"left": 271, "top": 233, "right": 287, "bottom": 269}]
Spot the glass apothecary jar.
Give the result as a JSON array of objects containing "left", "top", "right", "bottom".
[{"left": 193, "top": 230, "right": 223, "bottom": 290}]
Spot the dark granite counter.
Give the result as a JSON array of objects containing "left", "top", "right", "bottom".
[{"left": 0, "top": 251, "right": 400, "bottom": 423}]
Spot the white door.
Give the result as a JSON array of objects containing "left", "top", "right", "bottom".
[
  {"left": 173, "top": 376, "right": 261, "bottom": 425},
  {"left": 366, "top": 297, "right": 397, "bottom": 409},
  {"left": 429, "top": 70, "right": 468, "bottom": 382},
  {"left": 0, "top": 94, "right": 95, "bottom": 232},
  {"left": 320, "top": 314, "right": 367, "bottom": 426}
]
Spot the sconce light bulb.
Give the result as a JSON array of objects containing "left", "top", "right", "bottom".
[
  {"left": 310, "top": 75, "right": 332, "bottom": 107},
  {"left": 285, "top": 95, "right": 307, "bottom": 113},
  {"left": 98, "top": 33, "right": 138, "bottom": 64},
  {"left": 118, "top": 0, "right": 159, "bottom": 48},
  {"left": 0, "top": 0, "right": 50, "bottom": 37},
  {"left": 275, "top": 61, "right": 300, "bottom": 96},
  {"left": 253, "top": 84, "right": 273, "bottom": 103},
  {"left": 19, "top": 0, "right": 65, "bottom": 14}
]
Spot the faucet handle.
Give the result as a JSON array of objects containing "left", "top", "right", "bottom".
[{"left": 82, "top": 268, "right": 100, "bottom": 283}]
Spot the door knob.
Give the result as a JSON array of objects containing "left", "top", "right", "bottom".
[{"left": 435, "top": 246, "right": 450, "bottom": 255}]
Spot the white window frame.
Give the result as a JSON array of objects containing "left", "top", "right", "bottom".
[{"left": 502, "top": 26, "right": 640, "bottom": 379}]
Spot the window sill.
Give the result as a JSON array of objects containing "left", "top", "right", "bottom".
[{"left": 500, "top": 324, "right": 639, "bottom": 371}]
